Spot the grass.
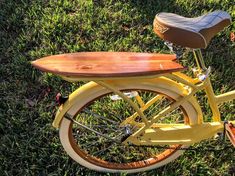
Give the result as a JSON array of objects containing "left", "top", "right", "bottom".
[{"left": 0, "top": 0, "right": 234, "bottom": 175}]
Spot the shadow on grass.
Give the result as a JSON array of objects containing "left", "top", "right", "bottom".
[
  {"left": 0, "top": 1, "right": 63, "bottom": 175},
  {"left": 0, "top": 0, "right": 234, "bottom": 175}
]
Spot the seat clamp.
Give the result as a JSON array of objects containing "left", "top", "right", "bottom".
[{"left": 164, "top": 41, "right": 186, "bottom": 59}]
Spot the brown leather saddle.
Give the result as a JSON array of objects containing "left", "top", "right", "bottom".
[{"left": 153, "top": 10, "right": 231, "bottom": 48}]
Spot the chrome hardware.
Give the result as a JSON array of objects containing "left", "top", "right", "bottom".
[
  {"left": 198, "top": 66, "right": 211, "bottom": 81},
  {"left": 164, "top": 41, "right": 186, "bottom": 59},
  {"left": 110, "top": 91, "right": 138, "bottom": 100}
]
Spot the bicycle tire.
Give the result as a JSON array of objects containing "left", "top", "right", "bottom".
[{"left": 59, "top": 79, "right": 199, "bottom": 173}]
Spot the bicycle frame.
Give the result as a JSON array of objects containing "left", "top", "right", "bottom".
[{"left": 52, "top": 49, "right": 235, "bottom": 145}]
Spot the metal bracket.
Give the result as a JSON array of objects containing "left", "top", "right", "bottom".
[
  {"left": 164, "top": 41, "right": 186, "bottom": 59},
  {"left": 198, "top": 66, "right": 211, "bottom": 81}
]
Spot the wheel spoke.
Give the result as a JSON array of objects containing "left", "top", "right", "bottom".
[
  {"left": 60, "top": 87, "right": 191, "bottom": 172},
  {"left": 83, "top": 108, "right": 119, "bottom": 124}
]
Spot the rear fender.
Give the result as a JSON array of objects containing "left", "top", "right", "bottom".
[{"left": 52, "top": 77, "right": 203, "bottom": 128}]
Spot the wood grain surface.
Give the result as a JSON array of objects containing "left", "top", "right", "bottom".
[{"left": 31, "top": 52, "right": 185, "bottom": 78}]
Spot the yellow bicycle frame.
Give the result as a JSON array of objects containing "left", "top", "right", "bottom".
[{"left": 53, "top": 49, "right": 235, "bottom": 145}]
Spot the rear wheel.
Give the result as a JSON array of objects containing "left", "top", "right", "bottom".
[{"left": 59, "top": 81, "right": 198, "bottom": 173}]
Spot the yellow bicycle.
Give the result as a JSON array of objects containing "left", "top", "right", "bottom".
[{"left": 32, "top": 10, "right": 235, "bottom": 173}]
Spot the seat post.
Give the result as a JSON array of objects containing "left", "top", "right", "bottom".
[
  {"left": 193, "top": 49, "right": 207, "bottom": 70},
  {"left": 193, "top": 49, "right": 221, "bottom": 122}
]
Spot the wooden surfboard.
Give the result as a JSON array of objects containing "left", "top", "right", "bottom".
[{"left": 31, "top": 52, "right": 185, "bottom": 78}]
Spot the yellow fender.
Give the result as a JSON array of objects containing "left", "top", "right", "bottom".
[{"left": 52, "top": 76, "right": 203, "bottom": 128}]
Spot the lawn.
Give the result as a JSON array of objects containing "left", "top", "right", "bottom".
[{"left": 0, "top": 0, "right": 234, "bottom": 175}]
